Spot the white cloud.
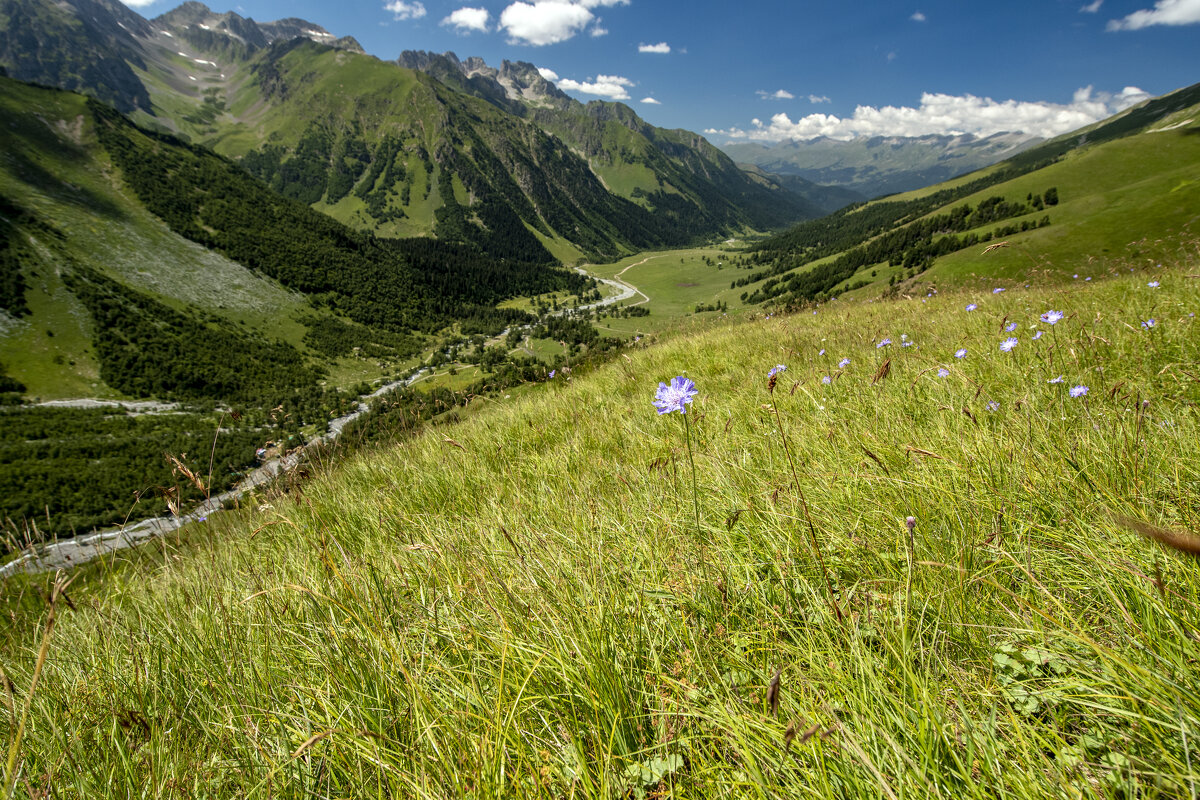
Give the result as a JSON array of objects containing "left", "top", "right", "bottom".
[
  {"left": 442, "top": 7, "right": 490, "bottom": 32},
  {"left": 756, "top": 89, "right": 795, "bottom": 100},
  {"left": 499, "top": 0, "right": 626, "bottom": 44},
  {"left": 1107, "top": 0, "right": 1200, "bottom": 29},
  {"left": 911, "top": 11, "right": 926, "bottom": 21},
  {"left": 809, "top": 94, "right": 831, "bottom": 104},
  {"left": 641, "top": 96, "right": 661, "bottom": 104},
  {"left": 555, "top": 73, "right": 634, "bottom": 100},
  {"left": 537, "top": 67, "right": 560, "bottom": 81},
  {"left": 638, "top": 42, "right": 671, "bottom": 53},
  {"left": 590, "top": 24, "right": 608, "bottom": 36},
  {"left": 385, "top": 1, "right": 427, "bottom": 20},
  {"left": 707, "top": 86, "right": 1153, "bottom": 142},
  {"left": 1080, "top": 0, "right": 1103, "bottom": 12}
]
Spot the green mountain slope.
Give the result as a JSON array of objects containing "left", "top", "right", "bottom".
[
  {"left": 733, "top": 82, "right": 1200, "bottom": 307},
  {"left": 397, "top": 51, "right": 814, "bottom": 235},
  {"left": 1, "top": 75, "right": 584, "bottom": 397}
]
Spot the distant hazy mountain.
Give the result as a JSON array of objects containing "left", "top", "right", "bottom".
[{"left": 720, "top": 132, "right": 1043, "bottom": 199}]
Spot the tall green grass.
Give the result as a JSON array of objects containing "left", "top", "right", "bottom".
[{"left": 2, "top": 260, "right": 1199, "bottom": 797}]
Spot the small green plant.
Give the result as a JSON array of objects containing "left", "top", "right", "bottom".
[{"left": 992, "top": 642, "right": 1073, "bottom": 718}]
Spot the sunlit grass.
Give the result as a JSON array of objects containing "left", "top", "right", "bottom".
[{"left": 2, "top": 262, "right": 1199, "bottom": 797}]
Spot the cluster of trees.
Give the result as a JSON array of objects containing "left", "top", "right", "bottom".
[
  {"left": 0, "top": 195, "right": 55, "bottom": 318},
  {"left": 64, "top": 265, "right": 324, "bottom": 405},
  {"left": 0, "top": 406, "right": 265, "bottom": 546},
  {"left": 740, "top": 190, "right": 1059, "bottom": 305},
  {"left": 300, "top": 315, "right": 421, "bottom": 360}
]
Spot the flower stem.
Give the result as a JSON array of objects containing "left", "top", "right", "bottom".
[{"left": 682, "top": 412, "right": 700, "bottom": 537}]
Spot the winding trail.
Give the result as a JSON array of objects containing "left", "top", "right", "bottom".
[
  {"left": 1, "top": 265, "right": 651, "bottom": 578},
  {"left": 0, "top": 369, "right": 430, "bottom": 578}
]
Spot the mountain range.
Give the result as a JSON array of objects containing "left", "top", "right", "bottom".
[
  {"left": 0, "top": 0, "right": 834, "bottom": 263},
  {"left": 720, "top": 131, "right": 1043, "bottom": 199}
]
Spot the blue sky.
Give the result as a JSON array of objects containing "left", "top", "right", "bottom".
[{"left": 123, "top": 0, "right": 1200, "bottom": 142}]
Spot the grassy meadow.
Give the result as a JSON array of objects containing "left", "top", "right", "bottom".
[{"left": 3, "top": 254, "right": 1200, "bottom": 797}]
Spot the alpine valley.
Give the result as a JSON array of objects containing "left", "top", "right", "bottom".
[
  {"left": 4, "top": 0, "right": 1200, "bottom": 796},
  {"left": 0, "top": 0, "right": 1197, "bottom": 548}
]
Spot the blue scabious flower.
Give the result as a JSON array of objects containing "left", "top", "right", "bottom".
[
  {"left": 821, "top": 375, "right": 832, "bottom": 385},
  {"left": 1069, "top": 385, "right": 1089, "bottom": 398},
  {"left": 1005, "top": 322, "right": 1017, "bottom": 332},
  {"left": 1049, "top": 375, "right": 1064, "bottom": 384},
  {"left": 549, "top": 370, "right": 556, "bottom": 378},
  {"left": 1147, "top": 281, "right": 1160, "bottom": 288},
  {"left": 987, "top": 401, "right": 1000, "bottom": 412},
  {"left": 654, "top": 376, "right": 698, "bottom": 415},
  {"left": 768, "top": 364, "right": 787, "bottom": 378},
  {"left": 937, "top": 368, "right": 950, "bottom": 377},
  {"left": 993, "top": 288, "right": 1005, "bottom": 294},
  {"left": 955, "top": 348, "right": 967, "bottom": 359},
  {"left": 1141, "top": 319, "right": 1157, "bottom": 329},
  {"left": 877, "top": 338, "right": 892, "bottom": 348},
  {"left": 1040, "top": 310, "right": 1064, "bottom": 325},
  {"left": 819, "top": 349, "right": 826, "bottom": 356},
  {"left": 838, "top": 358, "right": 851, "bottom": 368},
  {"left": 1032, "top": 330, "right": 1044, "bottom": 340},
  {"left": 966, "top": 303, "right": 978, "bottom": 311},
  {"left": 1000, "top": 337, "right": 1018, "bottom": 352}
]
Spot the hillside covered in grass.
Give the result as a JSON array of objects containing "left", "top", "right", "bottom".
[
  {"left": 735, "top": 82, "right": 1200, "bottom": 307},
  {"left": 3, "top": 255, "right": 1199, "bottom": 796}
]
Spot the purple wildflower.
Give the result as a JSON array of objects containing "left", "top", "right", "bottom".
[
  {"left": 937, "top": 368, "right": 949, "bottom": 377},
  {"left": 653, "top": 376, "right": 698, "bottom": 415},
  {"left": 1005, "top": 322, "right": 1017, "bottom": 332},
  {"left": 877, "top": 338, "right": 892, "bottom": 348},
  {"left": 838, "top": 358, "right": 851, "bottom": 368},
  {"left": 1049, "top": 375, "right": 1064, "bottom": 384},
  {"left": 819, "top": 349, "right": 826, "bottom": 356},
  {"left": 1069, "top": 385, "right": 1089, "bottom": 398},
  {"left": 1039, "top": 310, "right": 1063, "bottom": 326},
  {"left": 987, "top": 401, "right": 1000, "bottom": 412},
  {"left": 1085, "top": 277, "right": 1091, "bottom": 282},
  {"left": 966, "top": 303, "right": 978, "bottom": 311},
  {"left": 993, "top": 288, "right": 1006, "bottom": 294},
  {"left": 902, "top": 341, "right": 913, "bottom": 347},
  {"left": 768, "top": 364, "right": 787, "bottom": 379},
  {"left": 821, "top": 375, "right": 832, "bottom": 385},
  {"left": 549, "top": 370, "right": 556, "bottom": 378},
  {"left": 955, "top": 348, "right": 967, "bottom": 359},
  {"left": 1147, "top": 281, "right": 1160, "bottom": 288},
  {"left": 1141, "top": 319, "right": 1156, "bottom": 329},
  {"left": 1000, "top": 337, "right": 1018, "bottom": 352}
]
